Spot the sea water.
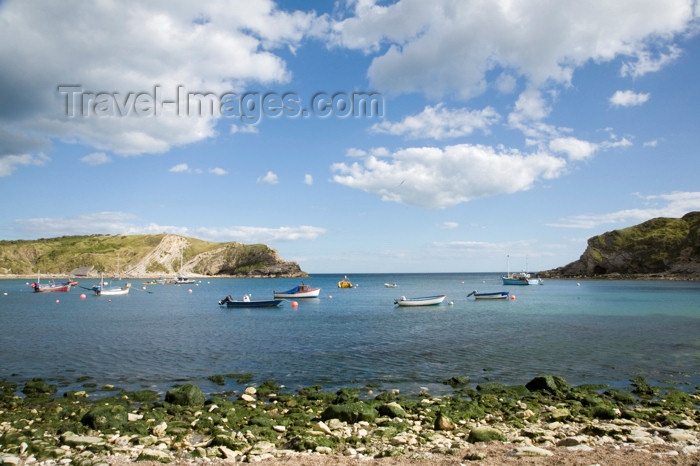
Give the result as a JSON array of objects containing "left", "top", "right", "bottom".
[{"left": 1, "top": 274, "right": 699, "bottom": 396}]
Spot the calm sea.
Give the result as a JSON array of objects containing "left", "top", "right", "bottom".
[{"left": 1, "top": 273, "right": 699, "bottom": 396}]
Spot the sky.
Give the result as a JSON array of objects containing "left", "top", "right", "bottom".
[{"left": 1, "top": 0, "right": 699, "bottom": 273}]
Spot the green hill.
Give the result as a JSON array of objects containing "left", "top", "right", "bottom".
[
  {"left": 542, "top": 212, "right": 700, "bottom": 279},
  {"left": 0, "top": 234, "right": 307, "bottom": 278}
]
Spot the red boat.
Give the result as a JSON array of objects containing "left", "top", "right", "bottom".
[{"left": 31, "top": 281, "right": 73, "bottom": 292}]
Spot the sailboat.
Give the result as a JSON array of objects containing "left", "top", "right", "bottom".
[
  {"left": 93, "top": 272, "right": 131, "bottom": 296},
  {"left": 502, "top": 255, "right": 540, "bottom": 285},
  {"left": 167, "top": 238, "right": 195, "bottom": 284}
]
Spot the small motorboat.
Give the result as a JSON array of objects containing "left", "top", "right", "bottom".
[
  {"left": 467, "top": 290, "right": 509, "bottom": 300},
  {"left": 384, "top": 283, "right": 399, "bottom": 288},
  {"left": 273, "top": 284, "right": 321, "bottom": 298},
  {"left": 338, "top": 276, "right": 353, "bottom": 288},
  {"left": 218, "top": 295, "right": 283, "bottom": 308},
  {"left": 94, "top": 283, "right": 131, "bottom": 296},
  {"left": 31, "top": 281, "right": 72, "bottom": 293},
  {"left": 394, "top": 295, "right": 446, "bottom": 306}
]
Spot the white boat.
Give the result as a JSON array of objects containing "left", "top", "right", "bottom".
[
  {"left": 168, "top": 238, "right": 195, "bottom": 284},
  {"left": 467, "top": 290, "right": 509, "bottom": 300},
  {"left": 384, "top": 283, "right": 399, "bottom": 288},
  {"left": 273, "top": 284, "right": 321, "bottom": 298},
  {"left": 394, "top": 295, "right": 446, "bottom": 306},
  {"left": 93, "top": 273, "right": 131, "bottom": 296}
]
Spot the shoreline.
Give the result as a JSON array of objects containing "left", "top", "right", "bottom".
[{"left": 1, "top": 375, "right": 698, "bottom": 465}]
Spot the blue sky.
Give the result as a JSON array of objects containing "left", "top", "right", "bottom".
[{"left": 1, "top": 0, "right": 699, "bottom": 273}]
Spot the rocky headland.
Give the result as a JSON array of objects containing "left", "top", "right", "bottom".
[
  {"left": 0, "top": 234, "right": 307, "bottom": 279},
  {"left": 540, "top": 211, "right": 700, "bottom": 280},
  {"left": 0, "top": 375, "right": 698, "bottom": 465}
]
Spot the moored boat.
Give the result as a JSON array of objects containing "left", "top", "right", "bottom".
[
  {"left": 394, "top": 295, "right": 446, "bottom": 306},
  {"left": 467, "top": 290, "right": 509, "bottom": 300},
  {"left": 218, "top": 295, "right": 283, "bottom": 308},
  {"left": 273, "top": 284, "right": 320, "bottom": 298},
  {"left": 32, "top": 281, "right": 72, "bottom": 292},
  {"left": 338, "top": 276, "right": 353, "bottom": 288},
  {"left": 94, "top": 282, "right": 131, "bottom": 296},
  {"left": 384, "top": 283, "right": 399, "bottom": 288},
  {"left": 30, "top": 271, "right": 75, "bottom": 292}
]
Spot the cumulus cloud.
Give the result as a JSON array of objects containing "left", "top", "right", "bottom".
[
  {"left": 549, "top": 137, "right": 598, "bottom": 161},
  {"left": 331, "top": 144, "right": 566, "bottom": 208},
  {"left": 169, "top": 163, "right": 190, "bottom": 173},
  {"left": 440, "top": 222, "right": 459, "bottom": 229},
  {"left": 304, "top": 174, "right": 313, "bottom": 185},
  {"left": 209, "top": 167, "right": 227, "bottom": 176},
  {"left": 257, "top": 171, "right": 279, "bottom": 184},
  {"left": 0, "top": 153, "right": 49, "bottom": 177},
  {"left": 81, "top": 152, "right": 111, "bottom": 165},
  {"left": 370, "top": 104, "right": 500, "bottom": 140},
  {"left": 10, "top": 212, "right": 327, "bottom": 242},
  {"left": 610, "top": 90, "right": 651, "bottom": 107},
  {"left": 547, "top": 191, "right": 700, "bottom": 228},
  {"left": 333, "top": 0, "right": 694, "bottom": 98},
  {"left": 0, "top": 0, "right": 325, "bottom": 164}
]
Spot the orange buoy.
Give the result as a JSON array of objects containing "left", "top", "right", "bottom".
[
  {"left": 55, "top": 299, "right": 60, "bottom": 303},
  {"left": 291, "top": 301, "right": 298, "bottom": 308},
  {"left": 80, "top": 294, "right": 86, "bottom": 299},
  {"left": 510, "top": 295, "right": 515, "bottom": 300},
  {"left": 188, "top": 289, "right": 193, "bottom": 293}
]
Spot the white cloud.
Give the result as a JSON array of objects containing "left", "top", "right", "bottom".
[
  {"left": 609, "top": 90, "right": 651, "bottom": 107},
  {"left": 549, "top": 137, "right": 598, "bottom": 161},
  {"left": 304, "top": 174, "right": 313, "bottom": 185},
  {"left": 81, "top": 152, "right": 111, "bottom": 165},
  {"left": 0, "top": 153, "right": 49, "bottom": 177},
  {"left": 440, "top": 221, "right": 459, "bottom": 229},
  {"left": 231, "top": 124, "right": 260, "bottom": 134},
  {"left": 0, "top": 0, "right": 325, "bottom": 163},
  {"left": 169, "top": 163, "right": 190, "bottom": 173},
  {"left": 547, "top": 191, "right": 700, "bottom": 228},
  {"left": 620, "top": 45, "right": 682, "bottom": 78},
  {"left": 209, "top": 167, "right": 227, "bottom": 176},
  {"left": 643, "top": 140, "right": 658, "bottom": 147},
  {"left": 370, "top": 104, "right": 500, "bottom": 140},
  {"left": 333, "top": 0, "right": 694, "bottom": 98},
  {"left": 10, "top": 212, "right": 328, "bottom": 242},
  {"left": 331, "top": 144, "right": 566, "bottom": 208},
  {"left": 257, "top": 171, "right": 279, "bottom": 184}
]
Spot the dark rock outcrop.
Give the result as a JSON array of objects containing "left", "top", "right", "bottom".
[{"left": 541, "top": 212, "right": 700, "bottom": 279}]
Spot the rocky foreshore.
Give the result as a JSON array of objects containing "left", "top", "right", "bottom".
[{"left": 1, "top": 375, "right": 699, "bottom": 465}]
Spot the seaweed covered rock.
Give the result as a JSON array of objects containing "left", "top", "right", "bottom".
[
  {"left": 467, "top": 426, "right": 506, "bottom": 443},
  {"left": 165, "top": 383, "right": 205, "bottom": 406},
  {"left": 81, "top": 404, "right": 128, "bottom": 430},
  {"left": 321, "top": 402, "right": 378, "bottom": 423},
  {"left": 22, "top": 378, "right": 57, "bottom": 397},
  {"left": 525, "top": 376, "right": 570, "bottom": 395},
  {"left": 378, "top": 402, "right": 407, "bottom": 419},
  {"left": 443, "top": 376, "right": 470, "bottom": 387}
]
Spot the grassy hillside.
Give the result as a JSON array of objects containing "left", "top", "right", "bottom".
[{"left": 0, "top": 234, "right": 228, "bottom": 275}]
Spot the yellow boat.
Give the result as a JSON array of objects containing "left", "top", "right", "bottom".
[{"left": 338, "top": 276, "right": 353, "bottom": 288}]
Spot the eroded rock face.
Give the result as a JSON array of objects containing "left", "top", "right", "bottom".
[{"left": 542, "top": 212, "right": 700, "bottom": 278}]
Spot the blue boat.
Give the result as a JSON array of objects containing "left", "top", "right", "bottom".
[
  {"left": 218, "top": 295, "right": 283, "bottom": 308},
  {"left": 467, "top": 290, "right": 509, "bottom": 300}
]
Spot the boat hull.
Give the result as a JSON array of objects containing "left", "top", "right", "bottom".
[
  {"left": 273, "top": 285, "right": 320, "bottom": 298},
  {"left": 474, "top": 291, "right": 509, "bottom": 300},
  {"left": 33, "top": 283, "right": 71, "bottom": 292},
  {"left": 94, "top": 283, "right": 131, "bottom": 296},
  {"left": 221, "top": 299, "right": 283, "bottom": 308},
  {"left": 502, "top": 277, "right": 531, "bottom": 285},
  {"left": 395, "top": 295, "right": 446, "bottom": 306},
  {"left": 273, "top": 290, "right": 320, "bottom": 298}
]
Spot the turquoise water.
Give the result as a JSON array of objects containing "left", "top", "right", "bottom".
[{"left": 1, "top": 274, "right": 699, "bottom": 396}]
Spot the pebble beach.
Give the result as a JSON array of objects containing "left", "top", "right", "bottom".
[{"left": 1, "top": 375, "right": 698, "bottom": 465}]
